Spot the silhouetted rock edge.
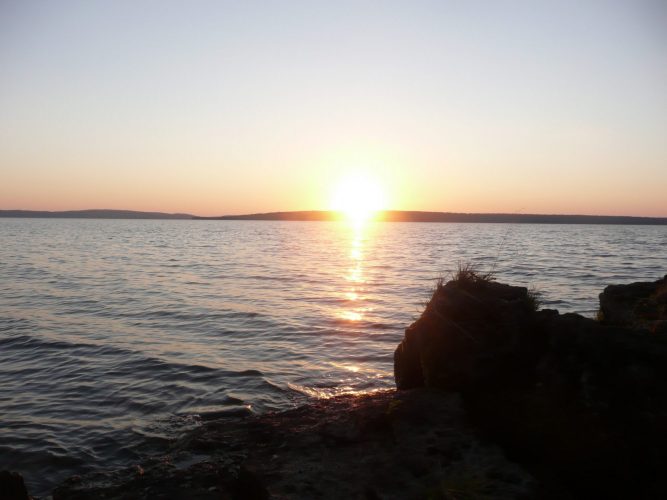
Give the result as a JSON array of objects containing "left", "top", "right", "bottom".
[{"left": 394, "top": 273, "right": 667, "bottom": 499}]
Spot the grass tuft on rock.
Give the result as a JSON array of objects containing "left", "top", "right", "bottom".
[
  {"left": 450, "top": 262, "right": 496, "bottom": 286},
  {"left": 526, "top": 286, "right": 542, "bottom": 311}
]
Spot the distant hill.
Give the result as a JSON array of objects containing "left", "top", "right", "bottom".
[
  {"left": 0, "top": 209, "right": 192, "bottom": 219},
  {"left": 196, "top": 210, "right": 667, "bottom": 225},
  {"left": 2, "top": 209, "right": 666, "bottom": 224},
  {"left": 194, "top": 210, "right": 340, "bottom": 221}
]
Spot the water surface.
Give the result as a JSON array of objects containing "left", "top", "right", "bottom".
[{"left": 1, "top": 219, "right": 665, "bottom": 495}]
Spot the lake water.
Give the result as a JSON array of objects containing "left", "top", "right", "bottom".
[{"left": 1, "top": 219, "right": 665, "bottom": 495}]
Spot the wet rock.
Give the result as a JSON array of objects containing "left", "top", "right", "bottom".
[
  {"left": 0, "top": 471, "right": 30, "bottom": 500},
  {"left": 599, "top": 274, "right": 667, "bottom": 333},
  {"left": 52, "top": 459, "right": 228, "bottom": 500}
]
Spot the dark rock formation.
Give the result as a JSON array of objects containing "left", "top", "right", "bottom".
[
  {"left": 394, "top": 276, "right": 542, "bottom": 391},
  {"left": 0, "top": 471, "right": 30, "bottom": 500},
  {"left": 395, "top": 273, "right": 667, "bottom": 499},
  {"left": 599, "top": 275, "right": 667, "bottom": 333}
]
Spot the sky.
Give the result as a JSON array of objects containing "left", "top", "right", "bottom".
[{"left": 1, "top": 0, "right": 665, "bottom": 216}]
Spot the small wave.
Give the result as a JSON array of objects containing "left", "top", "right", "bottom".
[
  {"left": 244, "top": 274, "right": 291, "bottom": 282},
  {"left": 287, "top": 382, "right": 392, "bottom": 400},
  {"left": 0, "top": 333, "right": 121, "bottom": 355},
  {"left": 368, "top": 322, "right": 393, "bottom": 330},
  {"left": 190, "top": 405, "right": 254, "bottom": 421},
  {"left": 0, "top": 317, "right": 36, "bottom": 333},
  {"left": 116, "top": 308, "right": 264, "bottom": 323},
  {"left": 236, "top": 369, "right": 263, "bottom": 377},
  {"left": 134, "top": 414, "right": 202, "bottom": 441}
]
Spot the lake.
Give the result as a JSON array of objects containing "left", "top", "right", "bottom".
[{"left": 1, "top": 219, "right": 665, "bottom": 495}]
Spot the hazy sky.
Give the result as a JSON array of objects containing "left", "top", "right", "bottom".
[{"left": 1, "top": 0, "right": 665, "bottom": 216}]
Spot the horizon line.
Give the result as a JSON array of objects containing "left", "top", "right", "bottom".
[{"left": 1, "top": 208, "right": 666, "bottom": 223}]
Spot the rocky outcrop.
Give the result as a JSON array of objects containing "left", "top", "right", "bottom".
[
  {"left": 0, "top": 471, "right": 30, "bottom": 500},
  {"left": 395, "top": 273, "right": 667, "bottom": 499},
  {"left": 394, "top": 277, "right": 542, "bottom": 391},
  {"left": 599, "top": 274, "right": 667, "bottom": 333}
]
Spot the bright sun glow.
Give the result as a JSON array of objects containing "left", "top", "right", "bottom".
[{"left": 330, "top": 173, "right": 386, "bottom": 223}]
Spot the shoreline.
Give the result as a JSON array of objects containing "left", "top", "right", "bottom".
[{"left": 51, "top": 388, "right": 536, "bottom": 499}]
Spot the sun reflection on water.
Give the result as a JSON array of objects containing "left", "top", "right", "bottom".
[
  {"left": 340, "top": 310, "right": 363, "bottom": 321},
  {"left": 338, "top": 221, "right": 373, "bottom": 323}
]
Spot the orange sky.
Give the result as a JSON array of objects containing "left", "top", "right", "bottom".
[{"left": 1, "top": 1, "right": 665, "bottom": 217}]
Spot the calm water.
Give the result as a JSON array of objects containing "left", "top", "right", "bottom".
[{"left": 1, "top": 219, "right": 666, "bottom": 495}]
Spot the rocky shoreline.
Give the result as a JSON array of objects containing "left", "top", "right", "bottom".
[{"left": 3, "top": 274, "right": 666, "bottom": 499}]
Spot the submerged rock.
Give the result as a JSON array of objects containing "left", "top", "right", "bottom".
[{"left": 394, "top": 272, "right": 667, "bottom": 499}]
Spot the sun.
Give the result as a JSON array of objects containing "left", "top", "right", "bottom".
[{"left": 330, "top": 173, "right": 386, "bottom": 224}]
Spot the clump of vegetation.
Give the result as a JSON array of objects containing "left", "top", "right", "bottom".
[
  {"left": 430, "top": 262, "right": 542, "bottom": 312},
  {"left": 424, "top": 263, "right": 497, "bottom": 315},
  {"left": 526, "top": 286, "right": 542, "bottom": 311},
  {"left": 452, "top": 262, "right": 496, "bottom": 285}
]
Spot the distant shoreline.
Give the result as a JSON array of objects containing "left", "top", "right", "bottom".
[{"left": 1, "top": 209, "right": 666, "bottom": 225}]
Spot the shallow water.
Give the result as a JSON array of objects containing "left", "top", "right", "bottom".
[{"left": 1, "top": 219, "right": 665, "bottom": 495}]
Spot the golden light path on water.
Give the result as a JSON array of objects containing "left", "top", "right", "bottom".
[
  {"left": 288, "top": 215, "right": 395, "bottom": 400},
  {"left": 339, "top": 220, "right": 371, "bottom": 324},
  {"left": 334, "top": 218, "right": 391, "bottom": 394}
]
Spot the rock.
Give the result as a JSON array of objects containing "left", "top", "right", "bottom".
[
  {"left": 394, "top": 277, "right": 543, "bottom": 391},
  {"left": 599, "top": 275, "right": 667, "bottom": 333},
  {"left": 52, "top": 459, "right": 225, "bottom": 500},
  {"left": 395, "top": 273, "right": 667, "bottom": 499},
  {"left": 0, "top": 471, "right": 30, "bottom": 500},
  {"left": 226, "top": 466, "right": 268, "bottom": 500}
]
